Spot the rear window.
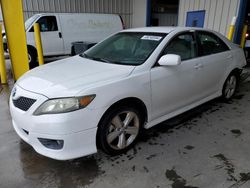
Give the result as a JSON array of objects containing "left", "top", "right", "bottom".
[{"left": 197, "top": 31, "right": 229, "bottom": 56}]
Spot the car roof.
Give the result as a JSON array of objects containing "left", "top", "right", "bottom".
[{"left": 123, "top": 26, "right": 211, "bottom": 34}]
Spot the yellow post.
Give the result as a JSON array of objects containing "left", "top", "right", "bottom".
[
  {"left": 34, "top": 23, "right": 44, "bottom": 66},
  {"left": 227, "top": 16, "right": 237, "bottom": 41},
  {"left": 0, "top": 24, "right": 7, "bottom": 84},
  {"left": 0, "top": 0, "right": 29, "bottom": 81},
  {"left": 240, "top": 25, "right": 248, "bottom": 48}
]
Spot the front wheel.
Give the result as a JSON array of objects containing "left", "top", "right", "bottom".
[
  {"left": 222, "top": 73, "right": 238, "bottom": 100},
  {"left": 97, "top": 106, "right": 143, "bottom": 155}
]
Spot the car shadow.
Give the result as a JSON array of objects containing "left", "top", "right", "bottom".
[{"left": 140, "top": 97, "right": 224, "bottom": 143}]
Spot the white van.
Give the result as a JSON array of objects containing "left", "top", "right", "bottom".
[{"left": 4, "top": 13, "right": 124, "bottom": 67}]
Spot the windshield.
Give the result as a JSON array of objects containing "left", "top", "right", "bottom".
[
  {"left": 82, "top": 32, "right": 167, "bottom": 65},
  {"left": 25, "top": 15, "right": 39, "bottom": 31}
]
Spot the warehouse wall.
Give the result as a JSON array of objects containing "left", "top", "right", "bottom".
[
  {"left": 132, "top": 0, "right": 147, "bottom": 27},
  {"left": 178, "top": 0, "right": 241, "bottom": 36},
  {"left": 22, "top": 0, "right": 133, "bottom": 28}
]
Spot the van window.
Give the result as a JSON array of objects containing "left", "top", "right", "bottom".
[
  {"left": 25, "top": 14, "right": 39, "bottom": 31},
  {"left": 29, "top": 16, "right": 58, "bottom": 32}
]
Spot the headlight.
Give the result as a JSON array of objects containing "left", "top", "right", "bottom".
[{"left": 33, "top": 95, "right": 96, "bottom": 115}]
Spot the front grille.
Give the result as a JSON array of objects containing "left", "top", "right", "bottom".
[{"left": 13, "top": 97, "right": 36, "bottom": 111}]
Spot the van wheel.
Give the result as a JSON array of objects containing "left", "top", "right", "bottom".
[
  {"left": 97, "top": 106, "right": 142, "bottom": 155},
  {"left": 222, "top": 72, "right": 238, "bottom": 100},
  {"left": 28, "top": 47, "right": 38, "bottom": 69},
  {"left": 71, "top": 47, "right": 76, "bottom": 56}
]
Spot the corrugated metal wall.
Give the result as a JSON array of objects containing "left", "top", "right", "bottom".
[
  {"left": 178, "top": 0, "right": 240, "bottom": 36},
  {"left": 22, "top": 0, "right": 133, "bottom": 28}
]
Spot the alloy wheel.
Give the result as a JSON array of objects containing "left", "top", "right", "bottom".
[
  {"left": 224, "top": 75, "right": 237, "bottom": 99},
  {"left": 106, "top": 111, "right": 140, "bottom": 150}
]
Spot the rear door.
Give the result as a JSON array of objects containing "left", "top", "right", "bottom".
[
  {"left": 30, "top": 15, "right": 64, "bottom": 56},
  {"left": 195, "top": 31, "right": 231, "bottom": 98}
]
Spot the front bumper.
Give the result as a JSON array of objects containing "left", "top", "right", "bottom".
[
  {"left": 12, "top": 119, "right": 97, "bottom": 160},
  {"left": 9, "top": 85, "right": 101, "bottom": 160}
]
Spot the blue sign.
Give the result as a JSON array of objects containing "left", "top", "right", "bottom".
[{"left": 186, "top": 10, "right": 205, "bottom": 27}]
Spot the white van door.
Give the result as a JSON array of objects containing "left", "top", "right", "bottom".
[{"left": 34, "top": 15, "right": 64, "bottom": 56}]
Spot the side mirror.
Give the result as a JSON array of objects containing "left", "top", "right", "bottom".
[{"left": 158, "top": 54, "right": 181, "bottom": 66}]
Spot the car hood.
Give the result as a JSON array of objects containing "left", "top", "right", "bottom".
[{"left": 17, "top": 56, "right": 135, "bottom": 98}]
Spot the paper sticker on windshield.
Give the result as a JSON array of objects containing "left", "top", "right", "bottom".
[{"left": 141, "top": 35, "right": 162, "bottom": 41}]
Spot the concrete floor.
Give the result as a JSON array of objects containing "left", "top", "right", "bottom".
[{"left": 1, "top": 60, "right": 250, "bottom": 188}]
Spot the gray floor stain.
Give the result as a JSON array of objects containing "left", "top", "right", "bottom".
[
  {"left": 143, "top": 166, "right": 149, "bottom": 173},
  {"left": 165, "top": 168, "right": 198, "bottom": 188},
  {"left": 239, "top": 172, "right": 250, "bottom": 182},
  {"left": 230, "top": 129, "right": 242, "bottom": 137},
  {"left": 146, "top": 153, "right": 158, "bottom": 160},
  {"left": 229, "top": 172, "right": 250, "bottom": 187},
  {"left": 131, "top": 165, "right": 136, "bottom": 171},
  {"left": 19, "top": 141, "right": 101, "bottom": 188},
  {"left": 184, "top": 145, "right": 195, "bottom": 150},
  {"left": 213, "top": 153, "right": 237, "bottom": 181},
  {"left": 213, "top": 153, "right": 250, "bottom": 187}
]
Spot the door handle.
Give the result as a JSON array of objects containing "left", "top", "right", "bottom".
[
  {"left": 59, "top": 32, "right": 62, "bottom": 38},
  {"left": 227, "top": 54, "right": 233, "bottom": 59},
  {"left": 194, "top": 64, "right": 203, "bottom": 69}
]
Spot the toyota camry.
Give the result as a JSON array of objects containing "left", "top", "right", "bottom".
[{"left": 10, "top": 27, "right": 246, "bottom": 160}]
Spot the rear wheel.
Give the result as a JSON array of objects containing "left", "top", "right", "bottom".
[
  {"left": 28, "top": 47, "right": 38, "bottom": 69},
  {"left": 71, "top": 46, "right": 76, "bottom": 56},
  {"left": 222, "top": 73, "right": 238, "bottom": 100},
  {"left": 97, "top": 106, "right": 143, "bottom": 155}
]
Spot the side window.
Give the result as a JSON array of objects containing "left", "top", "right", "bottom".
[
  {"left": 198, "top": 32, "right": 229, "bottom": 56},
  {"left": 162, "top": 33, "right": 197, "bottom": 61},
  {"left": 29, "top": 16, "right": 58, "bottom": 32}
]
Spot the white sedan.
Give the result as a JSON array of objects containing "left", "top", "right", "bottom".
[{"left": 10, "top": 27, "right": 246, "bottom": 160}]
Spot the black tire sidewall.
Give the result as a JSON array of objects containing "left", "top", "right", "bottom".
[
  {"left": 71, "top": 47, "right": 76, "bottom": 56},
  {"left": 28, "top": 47, "right": 38, "bottom": 69},
  {"left": 97, "top": 106, "right": 143, "bottom": 155}
]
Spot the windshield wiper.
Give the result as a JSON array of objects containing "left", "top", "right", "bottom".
[
  {"left": 92, "top": 57, "right": 112, "bottom": 63},
  {"left": 79, "top": 53, "right": 89, "bottom": 58},
  {"left": 80, "top": 53, "right": 113, "bottom": 63}
]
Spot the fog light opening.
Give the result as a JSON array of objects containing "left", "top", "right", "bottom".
[{"left": 38, "top": 138, "right": 64, "bottom": 150}]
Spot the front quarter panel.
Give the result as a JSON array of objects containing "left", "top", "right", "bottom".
[{"left": 79, "top": 70, "right": 152, "bottom": 123}]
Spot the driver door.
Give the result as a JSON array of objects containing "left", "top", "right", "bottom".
[{"left": 150, "top": 32, "right": 202, "bottom": 120}]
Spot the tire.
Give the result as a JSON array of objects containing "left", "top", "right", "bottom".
[
  {"left": 97, "top": 106, "right": 143, "bottom": 155},
  {"left": 71, "top": 46, "right": 76, "bottom": 56},
  {"left": 222, "top": 72, "right": 238, "bottom": 100},
  {"left": 28, "top": 47, "right": 38, "bottom": 69}
]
